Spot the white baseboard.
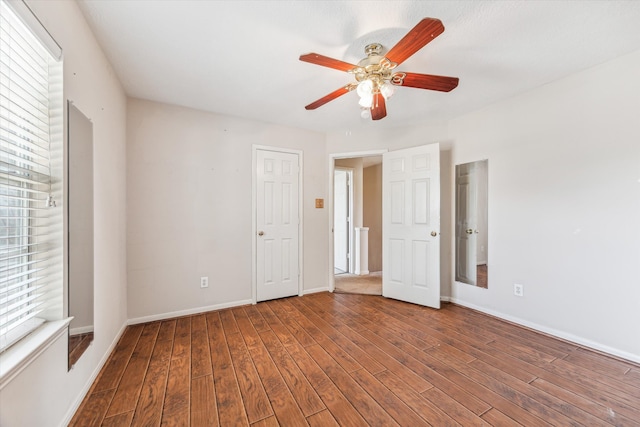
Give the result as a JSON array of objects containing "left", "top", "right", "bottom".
[
  {"left": 60, "top": 320, "right": 128, "bottom": 427},
  {"left": 69, "top": 325, "right": 94, "bottom": 336},
  {"left": 127, "top": 299, "right": 254, "bottom": 325},
  {"left": 447, "top": 297, "right": 640, "bottom": 365},
  {"left": 302, "top": 286, "right": 330, "bottom": 296}
]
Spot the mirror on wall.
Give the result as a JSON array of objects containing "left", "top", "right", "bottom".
[
  {"left": 455, "top": 160, "right": 488, "bottom": 288},
  {"left": 67, "top": 102, "right": 94, "bottom": 369}
]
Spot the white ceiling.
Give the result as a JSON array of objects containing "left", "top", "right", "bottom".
[{"left": 77, "top": 1, "right": 640, "bottom": 134}]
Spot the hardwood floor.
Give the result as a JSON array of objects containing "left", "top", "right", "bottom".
[{"left": 70, "top": 292, "right": 640, "bottom": 426}]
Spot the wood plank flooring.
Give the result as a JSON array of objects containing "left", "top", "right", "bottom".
[{"left": 69, "top": 292, "right": 640, "bottom": 426}]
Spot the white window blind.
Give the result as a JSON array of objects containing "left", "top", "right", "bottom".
[{"left": 0, "top": 0, "right": 58, "bottom": 352}]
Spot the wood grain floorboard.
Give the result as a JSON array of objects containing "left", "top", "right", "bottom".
[
  {"left": 130, "top": 337, "right": 173, "bottom": 427},
  {"left": 226, "top": 331, "right": 273, "bottom": 423},
  {"left": 70, "top": 293, "right": 640, "bottom": 426},
  {"left": 190, "top": 374, "right": 218, "bottom": 427},
  {"left": 106, "top": 323, "right": 160, "bottom": 417},
  {"left": 248, "top": 338, "right": 308, "bottom": 425},
  {"left": 374, "top": 370, "right": 458, "bottom": 426},
  {"left": 259, "top": 330, "right": 326, "bottom": 417},
  {"left": 206, "top": 311, "right": 249, "bottom": 426}
]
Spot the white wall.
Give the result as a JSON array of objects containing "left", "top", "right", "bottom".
[
  {"left": 0, "top": 1, "right": 129, "bottom": 426},
  {"left": 126, "top": 99, "right": 329, "bottom": 321},
  {"left": 448, "top": 49, "right": 640, "bottom": 362}
]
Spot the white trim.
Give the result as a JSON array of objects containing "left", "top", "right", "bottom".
[
  {"left": 328, "top": 150, "right": 387, "bottom": 293},
  {"left": 252, "top": 145, "right": 304, "bottom": 303},
  {"left": 448, "top": 297, "right": 640, "bottom": 365},
  {"left": 60, "top": 321, "right": 128, "bottom": 427},
  {"left": 0, "top": 318, "right": 71, "bottom": 390},
  {"left": 127, "top": 299, "right": 254, "bottom": 325},
  {"left": 69, "top": 326, "right": 94, "bottom": 336}
]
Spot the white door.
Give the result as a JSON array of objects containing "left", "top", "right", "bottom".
[
  {"left": 383, "top": 143, "right": 440, "bottom": 308},
  {"left": 256, "top": 149, "right": 300, "bottom": 302},
  {"left": 455, "top": 162, "right": 478, "bottom": 285},
  {"left": 334, "top": 169, "right": 349, "bottom": 273}
]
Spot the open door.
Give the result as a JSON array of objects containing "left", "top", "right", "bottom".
[{"left": 382, "top": 143, "right": 440, "bottom": 308}]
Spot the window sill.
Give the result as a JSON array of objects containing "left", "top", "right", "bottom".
[{"left": 0, "top": 318, "right": 72, "bottom": 390}]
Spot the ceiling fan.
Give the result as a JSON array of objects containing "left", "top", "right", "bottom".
[{"left": 299, "top": 18, "right": 459, "bottom": 121}]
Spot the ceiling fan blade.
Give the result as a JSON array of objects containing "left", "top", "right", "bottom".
[
  {"left": 396, "top": 72, "right": 459, "bottom": 92},
  {"left": 305, "top": 85, "right": 353, "bottom": 110},
  {"left": 299, "top": 53, "right": 357, "bottom": 72},
  {"left": 385, "top": 18, "right": 445, "bottom": 65},
  {"left": 371, "top": 92, "right": 387, "bottom": 120}
]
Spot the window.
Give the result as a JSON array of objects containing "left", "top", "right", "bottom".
[{"left": 0, "top": 0, "right": 62, "bottom": 353}]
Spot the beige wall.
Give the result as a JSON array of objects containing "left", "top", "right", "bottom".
[
  {"left": 363, "top": 164, "right": 382, "bottom": 272},
  {"left": 0, "top": 1, "right": 128, "bottom": 426},
  {"left": 126, "top": 99, "right": 329, "bottom": 321}
]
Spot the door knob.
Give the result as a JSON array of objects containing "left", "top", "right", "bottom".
[
  {"left": 258, "top": 231, "right": 264, "bottom": 236},
  {"left": 466, "top": 229, "right": 473, "bottom": 234},
  {"left": 431, "top": 231, "right": 438, "bottom": 237}
]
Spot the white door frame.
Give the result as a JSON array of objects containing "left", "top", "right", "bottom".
[
  {"left": 252, "top": 145, "right": 304, "bottom": 304},
  {"left": 328, "top": 150, "right": 387, "bottom": 292}
]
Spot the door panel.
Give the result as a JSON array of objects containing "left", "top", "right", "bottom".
[
  {"left": 383, "top": 143, "right": 440, "bottom": 308},
  {"left": 257, "top": 149, "right": 300, "bottom": 302}
]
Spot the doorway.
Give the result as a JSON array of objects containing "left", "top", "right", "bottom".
[
  {"left": 332, "top": 154, "right": 383, "bottom": 295},
  {"left": 329, "top": 143, "right": 441, "bottom": 309}
]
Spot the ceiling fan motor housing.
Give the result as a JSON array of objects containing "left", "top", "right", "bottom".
[{"left": 352, "top": 43, "right": 402, "bottom": 90}]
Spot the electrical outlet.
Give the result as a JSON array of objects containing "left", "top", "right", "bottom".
[
  {"left": 200, "top": 276, "right": 209, "bottom": 288},
  {"left": 514, "top": 283, "right": 524, "bottom": 297}
]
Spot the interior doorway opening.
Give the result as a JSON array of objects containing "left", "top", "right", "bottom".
[{"left": 332, "top": 155, "right": 383, "bottom": 295}]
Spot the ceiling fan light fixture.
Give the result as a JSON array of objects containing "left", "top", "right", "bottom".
[
  {"left": 356, "top": 79, "right": 374, "bottom": 98},
  {"left": 380, "top": 82, "right": 395, "bottom": 99},
  {"left": 358, "top": 93, "right": 373, "bottom": 108}
]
